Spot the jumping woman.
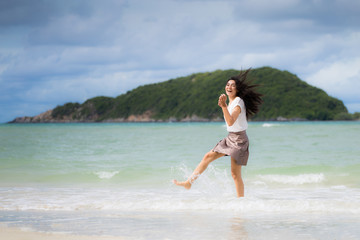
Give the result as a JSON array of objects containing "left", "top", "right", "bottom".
[{"left": 173, "top": 69, "right": 263, "bottom": 197}]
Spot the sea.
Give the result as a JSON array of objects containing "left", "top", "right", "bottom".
[{"left": 0, "top": 122, "right": 359, "bottom": 239}]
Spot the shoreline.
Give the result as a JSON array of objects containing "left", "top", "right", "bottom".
[
  {"left": 5, "top": 119, "right": 360, "bottom": 124},
  {"left": 0, "top": 225, "right": 123, "bottom": 240}
]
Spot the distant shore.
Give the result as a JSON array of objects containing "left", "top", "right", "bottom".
[
  {"left": 7, "top": 107, "right": 360, "bottom": 124},
  {"left": 6, "top": 109, "right": 335, "bottom": 124},
  {"left": 9, "top": 116, "right": 360, "bottom": 124}
]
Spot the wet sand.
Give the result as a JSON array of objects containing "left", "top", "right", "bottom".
[{"left": 0, "top": 225, "right": 123, "bottom": 240}]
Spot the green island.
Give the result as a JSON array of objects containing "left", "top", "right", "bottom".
[{"left": 10, "top": 67, "right": 360, "bottom": 123}]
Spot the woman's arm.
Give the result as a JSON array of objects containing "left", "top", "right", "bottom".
[{"left": 218, "top": 94, "right": 241, "bottom": 126}]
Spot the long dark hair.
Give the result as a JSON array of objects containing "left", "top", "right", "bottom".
[{"left": 228, "top": 69, "right": 263, "bottom": 119}]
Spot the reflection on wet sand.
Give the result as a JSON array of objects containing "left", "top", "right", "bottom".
[{"left": 229, "top": 216, "right": 248, "bottom": 240}]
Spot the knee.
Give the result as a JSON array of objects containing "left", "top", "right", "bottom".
[
  {"left": 231, "top": 170, "right": 241, "bottom": 180},
  {"left": 202, "top": 152, "right": 216, "bottom": 164}
]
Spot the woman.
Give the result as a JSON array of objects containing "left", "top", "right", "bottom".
[{"left": 173, "top": 69, "right": 263, "bottom": 197}]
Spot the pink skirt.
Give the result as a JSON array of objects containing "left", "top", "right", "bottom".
[{"left": 212, "top": 131, "right": 249, "bottom": 165}]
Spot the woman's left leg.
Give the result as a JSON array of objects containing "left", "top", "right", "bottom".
[{"left": 231, "top": 157, "right": 244, "bottom": 197}]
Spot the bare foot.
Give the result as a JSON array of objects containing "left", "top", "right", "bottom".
[{"left": 173, "top": 179, "right": 191, "bottom": 190}]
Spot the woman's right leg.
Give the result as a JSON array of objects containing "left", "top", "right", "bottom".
[{"left": 173, "top": 151, "right": 225, "bottom": 189}]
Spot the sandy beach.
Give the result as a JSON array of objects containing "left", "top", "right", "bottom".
[{"left": 0, "top": 225, "right": 123, "bottom": 240}]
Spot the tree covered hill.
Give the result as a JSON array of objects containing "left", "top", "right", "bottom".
[{"left": 11, "top": 67, "right": 351, "bottom": 123}]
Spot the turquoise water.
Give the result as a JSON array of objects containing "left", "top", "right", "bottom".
[{"left": 1, "top": 122, "right": 360, "bottom": 239}]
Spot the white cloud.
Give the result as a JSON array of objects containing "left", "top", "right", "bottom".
[
  {"left": 1, "top": 0, "right": 360, "bottom": 122},
  {"left": 306, "top": 58, "right": 360, "bottom": 111}
]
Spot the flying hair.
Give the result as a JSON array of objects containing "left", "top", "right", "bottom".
[{"left": 228, "top": 68, "right": 263, "bottom": 119}]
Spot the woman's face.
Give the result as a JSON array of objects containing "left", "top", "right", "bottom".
[{"left": 225, "top": 80, "right": 237, "bottom": 98}]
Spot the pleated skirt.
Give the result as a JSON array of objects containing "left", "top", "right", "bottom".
[{"left": 212, "top": 130, "right": 249, "bottom": 165}]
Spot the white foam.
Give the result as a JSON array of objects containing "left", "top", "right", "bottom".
[
  {"left": 1, "top": 167, "right": 358, "bottom": 215},
  {"left": 262, "top": 123, "right": 279, "bottom": 127},
  {"left": 1, "top": 186, "right": 360, "bottom": 214},
  {"left": 94, "top": 171, "right": 119, "bottom": 179},
  {"left": 257, "top": 173, "right": 325, "bottom": 185}
]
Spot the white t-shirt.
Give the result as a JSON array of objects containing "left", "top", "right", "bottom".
[{"left": 226, "top": 97, "right": 248, "bottom": 132}]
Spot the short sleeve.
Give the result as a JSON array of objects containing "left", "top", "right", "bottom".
[
  {"left": 238, "top": 97, "right": 245, "bottom": 109},
  {"left": 235, "top": 97, "right": 244, "bottom": 110},
  {"left": 226, "top": 97, "right": 248, "bottom": 132}
]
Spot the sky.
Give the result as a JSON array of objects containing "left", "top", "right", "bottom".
[{"left": 1, "top": 0, "right": 359, "bottom": 123}]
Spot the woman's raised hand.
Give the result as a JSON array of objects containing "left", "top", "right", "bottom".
[{"left": 218, "top": 94, "right": 227, "bottom": 108}]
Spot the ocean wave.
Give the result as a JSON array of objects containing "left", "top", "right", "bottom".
[
  {"left": 262, "top": 123, "right": 280, "bottom": 127},
  {"left": 94, "top": 171, "right": 119, "bottom": 179},
  {"left": 1, "top": 187, "right": 360, "bottom": 214},
  {"left": 257, "top": 173, "right": 325, "bottom": 185}
]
